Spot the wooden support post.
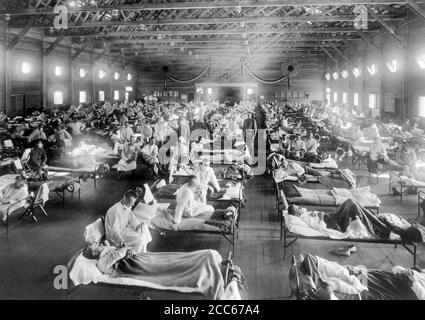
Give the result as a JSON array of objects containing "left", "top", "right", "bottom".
[
  {"left": 42, "top": 36, "right": 48, "bottom": 108},
  {"left": 70, "top": 40, "right": 75, "bottom": 105},
  {"left": 3, "top": 16, "right": 9, "bottom": 113}
]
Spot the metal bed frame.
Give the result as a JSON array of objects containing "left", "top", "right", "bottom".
[
  {"left": 65, "top": 221, "right": 236, "bottom": 300},
  {"left": 280, "top": 210, "right": 418, "bottom": 268},
  {"left": 389, "top": 171, "right": 425, "bottom": 203},
  {"left": 153, "top": 195, "right": 241, "bottom": 258},
  {"left": 418, "top": 190, "right": 425, "bottom": 219},
  {"left": 275, "top": 186, "right": 380, "bottom": 232}
]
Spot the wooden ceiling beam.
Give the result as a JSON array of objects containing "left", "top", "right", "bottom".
[
  {"left": 0, "top": 1, "right": 409, "bottom": 16},
  {"left": 43, "top": 36, "right": 63, "bottom": 56},
  {"left": 11, "top": 14, "right": 404, "bottom": 29},
  {"left": 41, "top": 27, "right": 380, "bottom": 39},
  {"left": 327, "top": 42, "right": 351, "bottom": 62},
  {"left": 406, "top": 0, "right": 425, "bottom": 21},
  {"left": 320, "top": 45, "right": 339, "bottom": 63}
]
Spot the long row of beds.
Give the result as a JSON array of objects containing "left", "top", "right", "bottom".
[
  {"left": 264, "top": 108, "right": 425, "bottom": 300},
  {"left": 64, "top": 150, "right": 251, "bottom": 300}
]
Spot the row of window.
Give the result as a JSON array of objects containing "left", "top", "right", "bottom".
[
  {"left": 325, "top": 88, "right": 378, "bottom": 109},
  {"left": 325, "top": 63, "right": 382, "bottom": 81},
  {"left": 21, "top": 61, "right": 133, "bottom": 80},
  {"left": 53, "top": 87, "right": 133, "bottom": 105},
  {"left": 327, "top": 52, "right": 425, "bottom": 81}
]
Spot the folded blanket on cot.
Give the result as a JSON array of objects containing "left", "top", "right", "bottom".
[
  {"left": 287, "top": 158, "right": 338, "bottom": 170},
  {"left": 157, "top": 182, "right": 243, "bottom": 201},
  {"left": 132, "top": 204, "right": 234, "bottom": 233},
  {"left": 282, "top": 185, "right": 380, "bottom": 208},
  {"left": 394, "top": 175, "right": 425, "bottom": 187}
]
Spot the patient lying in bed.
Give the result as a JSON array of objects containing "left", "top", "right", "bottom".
[
  {"left": 82, "top": 241, "right": 234, "bottom": 300},
  {"left": 290, "top": 254, "right": 425, "bottom": 300},
  {"left": 286, "top": 199, "right": 425, "bottom": 242}
]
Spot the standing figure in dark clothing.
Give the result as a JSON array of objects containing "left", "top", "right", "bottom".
[
  {"left": 242, "top": 113, "right": 257, "bottom": 163},
  {"left": 27, "top": 141, "right": 48, "bottom": 180}
]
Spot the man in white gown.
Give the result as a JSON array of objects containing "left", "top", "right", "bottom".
[
  {"left": 173, "top": 176, "right": 214, "bottom": 226},
  {"left": 105, "top": 190, "right": 151, "bottom": 253},
  {"left": 194, "top": 159, "right": 221, "bottom": 204}
]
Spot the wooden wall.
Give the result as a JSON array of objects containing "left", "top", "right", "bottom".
[
  {"left": 325, "top": 15, "right": 425, "bottom": 122},
  {"left": 0, "top": 28, "right": 137, "bottom": 116},
  {"left": 135, "top": 57, "right": 325, "bottom": 103}
]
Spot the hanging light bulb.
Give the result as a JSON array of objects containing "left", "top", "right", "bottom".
[{"left": 170, "top": 40, "right": 175, "bottom": 47}]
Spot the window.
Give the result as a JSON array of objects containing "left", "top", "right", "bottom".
[
  {"left": 367, "top": 64, "right": 377, "bottom": 76},
  {"left": 354, "top": 92, "right": 360, "bottom": 106},
  {"left": 125, "top": 92, "right": 129, "bottom": 102},
  {"left": 99, "top": 91, "right": 105, "bottom": 102},
  {"left": 332, "top": 72, "right": 339, "bottom": 80},
  {"left": 415, "top": 54, "right": 425, "bottom": 69},
  {"left": 79, "top": 91, "right": 87, "bottom": 104},
  {"left": 352, "top": 67, "right": 361, "bottom": 78},
  {"left": 127, "top": 73, "right": 133, "bottom": 81},
  {"left": 333, "top": 92, "right": 338, "bottom": 103},
  {"left": 342, "top": 92, "right": 348, "bottom": 104},
  {"left": 53, "top": 91, "right": 63, "bottom": 105},
  {"left": 99, "top": 70, "right": 106, "bottom": 79},
  {"left": 196, "top": 87, "right": 203, "bottom": 94},
  {"left": 326, "top": 87, "right": 331, "bottom": 93},
  {"left": 369, "top": 93, "right": 378, "bottom": 109},
  {"left": 114, "top": 72, "right": 120, "bottom": 80},
  {"left": 125, "top": 87, "right": 133, "bottom": 92},
  {"left": 341, "top": 70, "right": 349, "bottom": 79},
  {"left": 386, "top": 59, "right": 398, "bottom": 73},
  {"left": 22, "top": 62, "right": 31, "bottom": 74},
  {"left": 207, "top": 88, "right": 212, "bottom": 95},
  {"left": 325, "top": 93, "right": 331, "bottom": 106},
  {"left": 247, "top": 88, "right": 253, "bottom": 95},
  {"left": 325, "top": 73, "right": 331, "bottom": 81},
  {"left": 55, "top": 65, "right": 63, "bottom": 77},
  {"left": 79, "top": 68, "right": 87, "bottom": 78},
  {"left": 419, "top": 97, "right": 425, "bottom": 117},
  {"left": 114, "top": 90, "right": 119, "bottom": 100}
]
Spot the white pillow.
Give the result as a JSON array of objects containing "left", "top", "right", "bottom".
[
  {"left": 83, "top": 218, "right": 104, "bottom": 243},
  {"left": 132, "top": 204, "right": 158, "bottom": 222},
  {"left": 69, "top": 254, "right": 102, "bottom": 286},
  {"left": 285, "top": 214, "right": 310, "bottom": 228}
]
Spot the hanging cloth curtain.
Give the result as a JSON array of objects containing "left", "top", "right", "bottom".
[
  {"left": 241, "top": 58, "right": 288, "bottom": 84},
  {"left": 166, "top": 58, "right": 212, "bottom": 84}
]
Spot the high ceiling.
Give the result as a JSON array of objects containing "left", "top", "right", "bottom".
[{"left": 1, "top": 1, "right": 424, "bottom": 72}]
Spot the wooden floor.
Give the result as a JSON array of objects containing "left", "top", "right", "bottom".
[{"left": 0, "top": 163, "right": 424, "bottom": 300}]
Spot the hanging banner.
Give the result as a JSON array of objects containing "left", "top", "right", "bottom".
[
  {"left": 166, "top": 58, "right": 212, "bottom": 84},
  {"left": 241, "top": 58, "right": 289, "bottom": 84}
]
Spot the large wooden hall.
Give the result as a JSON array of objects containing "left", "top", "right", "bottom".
[{"left": 1, "top": 0, "right": 425, "bottom": 302}]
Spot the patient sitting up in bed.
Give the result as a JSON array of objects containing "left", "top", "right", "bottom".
[
  {"left": 0, "top": 175, "right": 29, "bottom": 223},
  {"left": 82, "top": 241, "right": 232, "bottom": 300},
  {"left": 287, "top": 199, "right": 425, "bottom": 242},
  {"left": 174, "top": 176, "right": 214, "bottom": 225},
  {"left": 194, "top": 158, "right": 221, "bottom": 204}
]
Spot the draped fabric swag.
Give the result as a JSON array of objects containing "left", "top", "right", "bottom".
[
  {"left": 241, "top": 58, "right": 289, "bottom": 84},
  {"left": 165, "top": 59, "right": 212, "bottom": 84}
]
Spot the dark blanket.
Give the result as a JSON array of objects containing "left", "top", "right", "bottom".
[
  {"left": 324, "top": 199, "right": 391, "bottom": 239},
  {"left": 362, "top": 270, "right": 417, "bottom": 300}
]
